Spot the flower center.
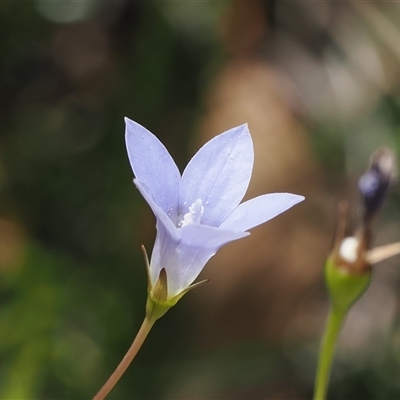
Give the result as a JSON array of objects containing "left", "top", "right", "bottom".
[{"left": 179, "top": 199, "right": 204, "bottom": 228}]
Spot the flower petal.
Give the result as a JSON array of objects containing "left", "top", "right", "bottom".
[
  {"left": 150, "top": 219, "right": 249, "bottom": 298},
  {"left": 151, "top": 229, "right": 213, "bottom": 297},
  {"left": 151, "top": 222, "right": 247, "bottom": 297},
  {"left": 219, "top": 193, "right": 304, "bottom": 232},
  {"left": 179, "top": 124, "right": 253, "bottom": 227},
  {"left": 168, "top": 245, "right": 214, "bottom": 296},
  {"left": 134, "top": 179, "right": 180, "bottom": 242},
  {"left": 181, "top": 223, "right": 249, "bottom": 247},
  {"left": 125, "top": 117, "right": 181, "bottom": 218},
  {"left": 149, "top": 218, "right": 178, "bottom": 289}
]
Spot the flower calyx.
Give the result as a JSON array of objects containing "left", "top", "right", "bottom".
[
  {"left": 328, "top": 202, "right": 371, "bottom": 276},
  {"left": 141, "top": 245, "right": 209, "bottom": 321},
  {"left": 325, "top": 202, "right": 372, "bottom": 313}
]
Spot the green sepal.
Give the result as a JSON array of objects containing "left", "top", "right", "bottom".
[
  {"left": 146, "top": 270, "right": 210, "bottom": 321},
  {"left": 146, "top": 268, "right": 171, "bottom": 320},
  {"left": 170, "top": 279, "right": 209, "bottom": 303},
  {"left": 325, "top": 257, "right": 372, "bottom": 314}
]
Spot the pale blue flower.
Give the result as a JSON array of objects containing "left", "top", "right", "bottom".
[{"left": 125, "top": 117, "right": 304, "bottom": 301}]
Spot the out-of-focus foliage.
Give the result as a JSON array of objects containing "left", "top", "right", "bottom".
[
  {"left": 0, "top": 2, "right": 221, "bottom": 398},
  {"left": 1, "top": 1, "right": 400, "bottom": 399}
]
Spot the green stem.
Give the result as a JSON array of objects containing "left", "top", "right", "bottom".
[
  {"left": 93, "top": 316, "right": 156, "bottom": 400},
  {"left": 313, "top": 306, "right": 346, "bottom": 400}
]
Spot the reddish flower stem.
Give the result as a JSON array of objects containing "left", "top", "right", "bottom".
[{"left": 93, "top": 317, "right": 155, "bottom": 400}]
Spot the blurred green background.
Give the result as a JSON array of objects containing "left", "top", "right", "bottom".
[{"left": 2, "top": 1, "right": 400, "bottom": 399}]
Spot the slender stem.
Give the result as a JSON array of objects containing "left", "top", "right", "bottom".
[
  {"left": 313, "top": 307, "right": 346, "bottom": 400},
  {"left": 93, "top": 316, "right": 156, "bottom": 400}
]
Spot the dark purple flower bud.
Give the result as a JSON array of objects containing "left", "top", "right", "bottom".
[{"left": 358, "top": 147, "right": 396, "bottom": 222}]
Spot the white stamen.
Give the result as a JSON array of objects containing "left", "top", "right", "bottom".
[
  {"left": 339, "top": 236, "right": 359, "bottom": 263},
  {"left": 179, "top": 199, "right": 204, "bottom": 228}
]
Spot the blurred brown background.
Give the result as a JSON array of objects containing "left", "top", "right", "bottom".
[{"left": 1, "top": 1, "right": 400, "bottom": 399}]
